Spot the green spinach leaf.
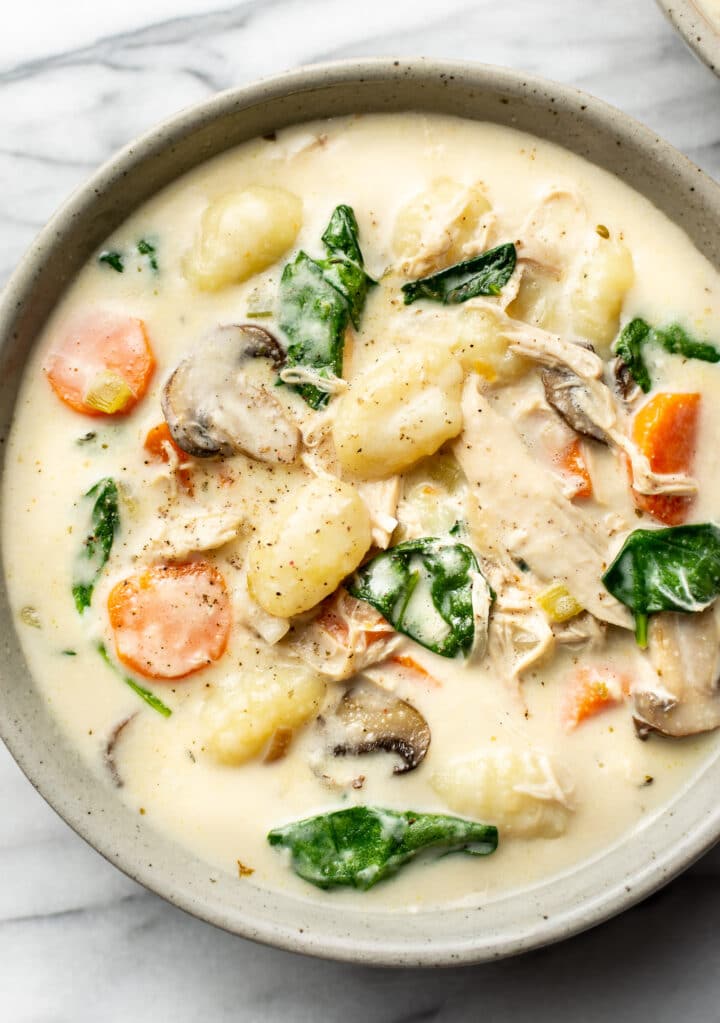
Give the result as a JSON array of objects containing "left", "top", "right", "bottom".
[
  {"left": 602, "top": 523, "right": 720, "bottom": 646},
  {"left": 98, "top": 250, "right": 124, "bottom": 273},
  {"left": 72, "top": 478, "right": 119, "bottom": 613},
  {"left": 614, "top": 318, "right": 720, "bottom": 394},
  {"left": 348, "top": 536, "right": 492, "bottom": 657},
  {"left": 137, "top": 238, "right": 159, "bottom": 272},
  {"left": 98, "top": 643, "right": 171, "bottom": 718},
  {"left": 279, "top": 204, "right": 374, "bottom": 408},
  {"left": 268, "top": 806, "right": 497, "bottom": 890},
  {"left": 401, "top": 242, "right": 516, "bottom": 306}
]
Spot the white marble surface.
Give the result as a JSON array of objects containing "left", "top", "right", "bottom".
[{"left": 3, "top": 0, "right": 720, "bottom": 1018}]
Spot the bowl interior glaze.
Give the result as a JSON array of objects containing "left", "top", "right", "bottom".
[{"left": 2, "top": 59, "right": 720, "bottom": 966}]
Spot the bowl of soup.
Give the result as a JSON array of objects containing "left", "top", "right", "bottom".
[
  {"left": 656, "top": 0, "right": 720, "bottom": 74},
  {"left": 3, "top": 59, "right": 720, "bottom": 965}
]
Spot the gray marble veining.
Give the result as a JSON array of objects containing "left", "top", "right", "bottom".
[{"left": 2, "top": 1, "right": 720, "bottom": 1018}]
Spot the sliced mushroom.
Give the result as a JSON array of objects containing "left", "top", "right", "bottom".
[
  {"left": 324, "top": 680, "right": 430, "bottom": 774},
  {"left": 161, "top": 324, "right": 299, "bottom": 462},
  {"left": 633, "top": 609, "right": 720, "bottom": 737},
  {"left": 104, "top": 714, "right": 136, "bottom": 788},
  {"left": 612, "top": 356, "right": 641, "bottom": 404},
  {"left": 541, "top": 366, "right": 612, "bottom": 443}
]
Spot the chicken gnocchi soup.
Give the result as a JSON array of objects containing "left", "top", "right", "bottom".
[{"left": 5, "top": 113, "right": 720, "bottom": 907}]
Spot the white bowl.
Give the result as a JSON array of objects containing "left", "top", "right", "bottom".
[
  {"left": 656, "top": 0, "right": 720, "bottom": 75},
  {"left": 2, "top": 59, "right": 720, "bottom": 965}
]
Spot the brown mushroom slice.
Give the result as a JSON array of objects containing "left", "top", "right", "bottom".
[
  {"left": 541, "top": 366, "right": 612, "bottom": 443},
  {"left": 327, "top": 681, "right": 430, "bottom": 774},
  {"left": 161, "top": 324, "right": 299, "bottom": 462},
  {"left": 612, "top": 356, "right": 641, "bottom": 404},
  {"left": 633, "top": 608, "right": 720, "bottom": 737},
  {"left": 104, "top": 713, "right": 137, "bottom": 788}
]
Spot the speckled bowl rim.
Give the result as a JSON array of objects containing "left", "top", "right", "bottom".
[
  {"left": 2, "top": 58, "right": 720, "bottom": 967},
  {"left": 656, "top": 0, "right": 720, "bottom": 75}
]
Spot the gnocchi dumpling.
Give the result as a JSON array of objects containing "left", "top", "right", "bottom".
[
  {"left": 450, "top": 306, "right": 530, "bottom": 383},
  {"left": 431, "top": 747, "right": 573, "bottom": 838},
  {"left": 332, "top": 341, "right": 464, "bottom": 478},
  {"left": 393, "top": 178, "right": 491, "bottom": 277},
  {"left": 246, "top": 477, "right": 372, "bottom": 618},
  {"left": 203, "top": 666, "right": 325, "bottom": 765},
  {"left": 570, "top": 237, "right": 634, "bottom": 355},
  {"left": 184, "top": 185, "right": 302, "bottom": 291}
]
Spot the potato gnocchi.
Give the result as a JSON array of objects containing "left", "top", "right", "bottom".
[{"left": 6, "top": 112, "right": 720, "bottom": 907}]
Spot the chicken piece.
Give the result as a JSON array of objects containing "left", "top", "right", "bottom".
[
  {"left": 504, "top": 320, "right": 697, "bottom": 499},
  {"left": 454, "top": 378, "right": 632, "bottom": 629},
  {"left": 286, "top": 588, "right": 401, "bottom": 682},
  {"left": 147, "top": 510, "right": 244, "bottom": 560},
  {"left": 633, "top": 608, "right": 720, "bottom": 737},
  {"left": 356, "top": 477, "right": 401, "bottom": 549}
]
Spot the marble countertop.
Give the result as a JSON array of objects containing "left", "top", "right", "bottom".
[{"left": 3, "top": 1, "right": 720, "bottom": 1018}]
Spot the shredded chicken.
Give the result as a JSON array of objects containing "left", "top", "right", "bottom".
[
  {"left": 356, "top": 477, "right": 401, "bottom": 549},
  {"left": 488, "top": 589, "right": 556, "bottom": 683},
  {"left": 278, "top": 365, "right": 348, "bottom": 395},
  {"left": 505, "top": 322, "right": 605, "bottom": 379},
  {"left": 552, "top": 611, "right": 606, "bottom": 648},
  {"left": 286, "top": 589, "right": 401, "bottom": 682},
  {"left": 147, "top": 510, "right": 244, "bottom": 560},
  {"left": 503, "top": 319, "right": 698, "bottom": 498},
  {"left": 454, "top": 377, "right": 633, "bottom": 629}
]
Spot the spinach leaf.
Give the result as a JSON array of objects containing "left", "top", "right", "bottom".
[
  {"left": 98, "top": 250, "right": 124, "bottom": 273},
  {"left": 72, "top": 478, "right": 119, "bottom": 613},
  {"left": 279, "top": 253, "right": 350, "bottom": 408},
  {"left": 602, "top": 524, "right": 720, "bottom": 646},
  {"left": 401, "top": 242, "right": 516, "bottom": 306},
  {"left": 614, "top": 318, "right": 720, "bottom": 394},
  {"left": 137, "top": 238, "right": 159, "bottom": 272},
  {"left": 98, "top": 643, "right": 171, "bottom": 718},
  {"left": 614, "top": 318, "right": 652, "bottom": 393},
  {"left": 268, "top": 806, "right": 497, "bottom": 890},
  {"left": 348, "top": 536, "right": 492, "bottom": 658},
  {"left": 279, "top": 205, "right": 374, "bottom": 408}
]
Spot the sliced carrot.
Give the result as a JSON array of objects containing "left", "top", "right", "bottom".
[
  {"left": 389, "top": 654, "right": 442, "bottom": 687},
  {"left": 107, "top": 562, "right": 231, "bottom": 680},
  {"left": 144, "top": 422, "right": 194, "bottom": 496},
  {"left": 45, "top": 311, "right": 155, "bottom": 416},
  {"left": 631, "top": 392, "right": 700, "bottom": 525},
  {"left": 554, "top": 438, "right": 593, "bottom": 500},
  {"left": 561, "top": 665, "right": 629, "bottom": 731}
]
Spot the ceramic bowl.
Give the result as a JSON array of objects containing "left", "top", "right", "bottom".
[
  {"left": 2, "top": 59, "right": 720, "bottom": 966},
  {"left": 656, "top": 0, "right": 720, "bottom": 75}
]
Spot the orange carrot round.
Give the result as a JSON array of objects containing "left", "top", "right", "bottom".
[
  {"left": 45, "top": 312, "right": 155, "bottom": 416},
  {"left": 631, "top": 392, "right": 700, "bottom": 525},
  {"left": 108, "top": 562, "right": 231, "bottom": 680}
]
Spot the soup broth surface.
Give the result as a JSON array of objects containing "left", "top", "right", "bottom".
[{"left": 5, "top": 112, "right": 720, "bottom": 910}]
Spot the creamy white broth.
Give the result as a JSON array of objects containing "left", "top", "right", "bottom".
[{"left": 4, "top": 112, "right": 720, "bottom": 910}]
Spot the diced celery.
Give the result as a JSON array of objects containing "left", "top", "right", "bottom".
[
  {"left": 84, "top": 372, "right": 134, "bottom": 414},
  {"left": 537, "top": 582, "right": 583, "bottom": 623}
]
